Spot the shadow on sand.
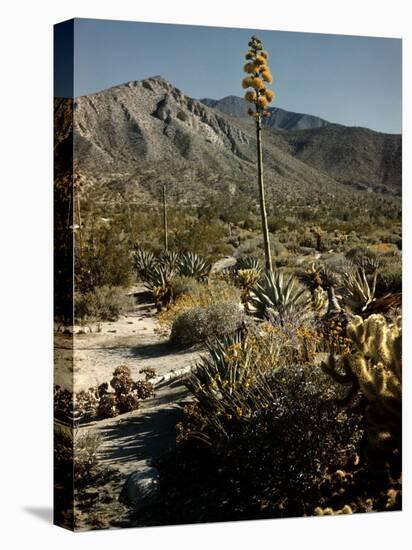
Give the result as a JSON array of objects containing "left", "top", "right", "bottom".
[{"left": 95, "top": 383, "right": 188, "bottom": 470}]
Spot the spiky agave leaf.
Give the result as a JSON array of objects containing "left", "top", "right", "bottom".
[
  {"left": 344, "top": 265, "right": 378, "bottom": 313},
  {"left": 157, "top": 249, "right": 181, "bottom": 271},
  {"left": 178, "top": 252, "right": 210, "bottom": 280},
  {"left": 144, "top": 263, "right": 175, "bottom": 289},
  {"left": 132, "top": 249, "right": 156, "bottom": 278},
  {"left": 250, "top": 271, "right": 311, "bottom": 319},
  {"left": 236, "top": 256, "right": 263, "bottom": 272}
]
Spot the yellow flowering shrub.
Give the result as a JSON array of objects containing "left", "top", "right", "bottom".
[{"left": 158, "top": 279, "right": 241, "bottom": 329}]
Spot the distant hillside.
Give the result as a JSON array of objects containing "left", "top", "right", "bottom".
[
  {"left": 54, "top": 76, "right": 401, "bottom": 207},
  {"left": 200, "top": 95, "right": 330, "bottom": 130}
]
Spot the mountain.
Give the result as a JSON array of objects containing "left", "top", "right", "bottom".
[
  {"left": 54, "top": 76, "right": 401, "bottom": 207},
  {"left": 200, "top": 96, "right": 330, "bottom": 130}
]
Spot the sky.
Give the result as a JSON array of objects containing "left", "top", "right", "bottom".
[{"left": 55, "top": 18, "right": 402, "bottom": 134}]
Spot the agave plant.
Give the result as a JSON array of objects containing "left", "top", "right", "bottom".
[
  {"left": 184, "top": 329, "right": 279, "bottom": 443},
  {"left": 236, "top": 256, "right": 263, "bottom": 272},
  {"left": 186, "top": 330, "right": 245, "bottom": 401},
  {"left": 178, "top": 252, "right": 210, "bottom": 280},
  {"left": 157, "top": 249, "right": 181, "bottom": 271},
  {"left": 344, "top": 265, "right": 378, "bottom": 313},
  {"left": 250, "top": 271, "right": 311, "bottom": 320},
  {"left": 145, "top": 264, "right": 175, "bottom": 310},
  {"left": 132, "top": 249, "right": 156, "bottom": 279}
]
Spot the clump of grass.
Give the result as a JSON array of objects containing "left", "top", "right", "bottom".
[{"left": 75, "top": 286, "right": 134, "bottom": 323}]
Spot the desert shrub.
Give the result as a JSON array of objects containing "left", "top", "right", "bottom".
[
  {"left": 74, "top": 388, "right": 99, "bottom": 420},
  {"left": 172, "top": 218, "right": 226, "bottom": 259},
  {"left": 316, "top": 316, "right": 353, "bottom": 356},
  {"left": 267, "top": 216, "right": 284, "bottom": 232},
  {"left": 271, "top": 240, "right": 287, "bottom": 257},
  {"left": 345, "top": 246, "right": 377, "bottom": 266},
  {"left": 74, "top": 431, "right": 103, "bottom": 483},
  {"left": 160, "top": 279, "right": 241, "bottom": 328},
  {"left": 54, "top": 367, "right": 154, "bottom": 423},
  {"left": 382, "top": 233, "right": 402, "bottom": 249},
  {"left": 97, "top": 394, "right": 118, "bottom": 419},
  {"left": 236, "top": 236, "right": 262, "bottom": 256},
  {"left": 54, "top": 425, "right": 102, "bottom": 485},
  {"left": 170, "top": 302, "right": 247, "bottom": 345},
  {"left": 243, "top": 216, "right": 260, "bottom": 231},
  {"left": 377, "top": 262, "right": 402, "bottom": 295},
  {"left": 75, "top": 220, "right": 133, "bottom": 293},
  {"left": 75, "top": 286, "right": 134, "bottom": 323},
  {"left": 110, "top": 365, "right": 155, "bottom": 414},
  {"left": 54, "top": 386, "right": 74, "bottom": 422},
  {"left": 155, "top": 363, "right": 364, "bottom": 524},
  {"left": 170, "top": 275, "right": 205, "bottom": 301},
  {"left": 180, "top": 326, "right": 318, "bottom": 444},
  {"left": 299, "top": 232, "right": 318, "bottom": 249}
]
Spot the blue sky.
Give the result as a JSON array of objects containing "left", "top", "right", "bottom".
[{"left": 55, "top": 18, "right": 402, "bottom": 133}]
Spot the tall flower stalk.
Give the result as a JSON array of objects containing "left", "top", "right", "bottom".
[
  {"left": 242, "top": 35, "right": 275, "bottom": 274},
  {"left": 163, "top": 184, "right": 168, "bottom": 252}
]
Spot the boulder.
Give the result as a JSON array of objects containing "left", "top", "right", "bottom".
[{"left": 120, "top": 462, "right": 160, "bottom": 510}]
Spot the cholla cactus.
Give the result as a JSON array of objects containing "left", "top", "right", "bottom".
[
  {"left": 236, "top": 268, "right": 261, "bottom": 303},
  {"left": 313, "top": 286, "right": 328, "bottom": 316},
  {"left": 242, "top": 36, "right": 274, "bottom": 274},
  {"left": 305, "top": 263, "right": 325, "bottom": 288},
  {"left": 346, "top": 315, "right": 401, "bottom": 404},
  {"left": 323, "top": 314, "right": 402, "bottom": 459}
]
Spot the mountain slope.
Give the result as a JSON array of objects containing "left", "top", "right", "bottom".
[
  {"left": 54, "top": 76, "right": 401, "bottom": 206},
  {"left": 200, "top": 95, "right": 330, "bottom": 130},
  {"left": 281, "top": 125, "right": 402, "bottom": 192}
]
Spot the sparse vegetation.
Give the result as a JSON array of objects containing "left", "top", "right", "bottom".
[{"left": 54, "top": 26, "right": 402, "bottom": 532}]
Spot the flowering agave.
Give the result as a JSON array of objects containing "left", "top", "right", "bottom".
[{"left": 242, "top": 35, "right": 275, "bottom": 274}]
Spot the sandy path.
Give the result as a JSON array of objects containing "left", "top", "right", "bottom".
[
  {"left": 54, "top": 286, "right": 201, "bottom": 391},
  {"left": 54, "top": 285, "right": 204, "bottom": 529}
]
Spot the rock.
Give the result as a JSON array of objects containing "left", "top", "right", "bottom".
[{"left": 119, "top": 463, "right": 160, "bottom": 510}]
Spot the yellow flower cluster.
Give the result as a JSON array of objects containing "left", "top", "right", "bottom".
[{"left": 242, "top": 35, "right": 275, "bottom": 118}]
